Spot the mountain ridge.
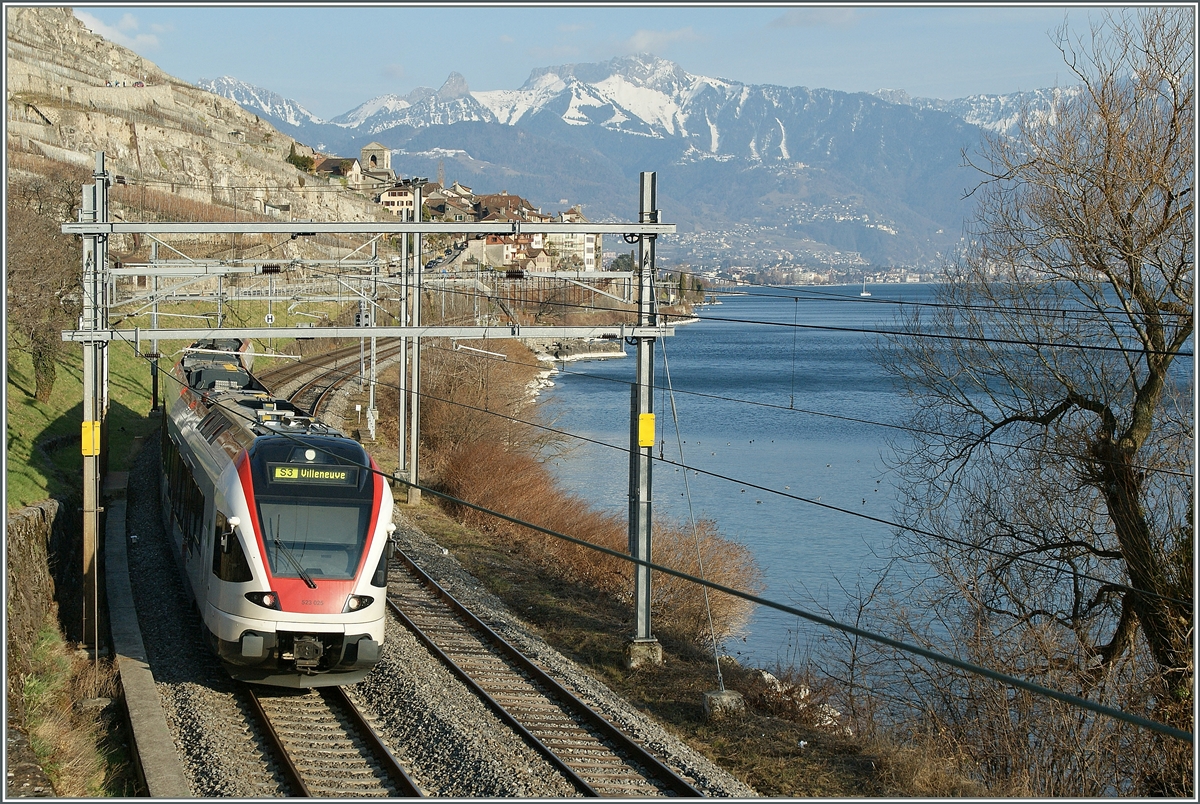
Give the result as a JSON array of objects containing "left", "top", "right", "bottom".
[
  {"left": 201, "top": 55, "right": 1022, "bottom": 267},
  {"left": 17, "top": 5, "right": 1075, "bottom": 271}
]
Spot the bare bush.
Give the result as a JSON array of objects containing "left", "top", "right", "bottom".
[
  {"left": 438, "top": 438, "right": 761, "bottom": 646},
  {"left": 650, "top": 518, "right": 761, "bottom": 645}
]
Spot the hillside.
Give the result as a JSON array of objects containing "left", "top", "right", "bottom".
[{"left": 5, "top": 6, "right": 390, "bottom": 225}]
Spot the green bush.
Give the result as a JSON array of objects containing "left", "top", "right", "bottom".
[{"left": 286, "top": 142, "right": 313, "bottom": 173}]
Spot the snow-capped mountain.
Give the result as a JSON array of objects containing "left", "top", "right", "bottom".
[
  {"left": 873, "top": 86, "right": 1078, "bottom": 137},
  {"left": 196, "top": 75, "right": 324, "bottom": 127},
  {"left": 197, "top": 54, "right": 1075, "bottom": 266},
  {"left": 329, "top": 74, "right": 497, "bottom": 133}
]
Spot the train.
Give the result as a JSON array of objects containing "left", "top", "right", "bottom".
[{"left": 160, "top": 337, "right": 395, "bottom": 687}]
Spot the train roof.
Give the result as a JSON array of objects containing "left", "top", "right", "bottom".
[
  {"left": 173, "top": 338, "right": 357, "bottom": 460},
  {"left": 205, "top": 392, "right": 344, "bottom": 440}
]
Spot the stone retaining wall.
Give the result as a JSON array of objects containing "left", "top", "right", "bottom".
[
  {"left": 5, "top": 497, "right": 85, "bottom": 688},
  {"left": 5, "top": 501, "right": 63, "bottom": 708}
]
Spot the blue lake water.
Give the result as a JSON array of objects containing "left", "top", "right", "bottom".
[{"left": 542, "top": 283, "right": 940, "bottom": 669}]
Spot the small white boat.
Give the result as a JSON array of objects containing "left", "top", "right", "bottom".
[{"left": 860, "top": 277, "right": 871, "bottom": 297}]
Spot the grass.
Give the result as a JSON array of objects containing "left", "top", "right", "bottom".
[
  {"left": 6, "top": 329, "right": 164, "bottom": 511},
  {"left": 19, "top": 618, "right": 138, "bottom": 796},
  {"left": 5, "top": 291, "right": 361, "bottom": 512}
]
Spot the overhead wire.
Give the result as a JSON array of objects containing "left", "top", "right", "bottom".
[
  {"left": 408, "top": 338, "right": 1192, "bottom": 482},
  {"left": 664, "top": 266, "right": 1194, "bottom": 327},
  {"left": 110, "top": 268, "right": 1193, "bottom": 486},
  {"left": 111, "top": 271, "right": 1193, "bottom": 481},
  {"left": 659, "top": 334, "right": 725, "bottom": 691},
  {"left": 111, "top": 326, "right": 1191, "bottom": 745},
  {"left": 235, "top": 336, "right": 1192, "bottom": 610},
  {"left": 343, "top": 271, "right": 1194, "bottom": 358}
]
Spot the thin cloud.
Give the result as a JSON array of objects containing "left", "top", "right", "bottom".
[
  {"left": 770, "top": 8, "right": 862, "bottom": 29},
  {"left": 73, "top": 10, "right": 160, "bottom": 49},
  {"left": 558, "top": 22, "right": 592, "bottom": 33},
  {"left": 380, "top": 63, "right": 405, "bottom": 80},
  {"left": 621, "top": 26, "right": 703, "bottom": 53}
]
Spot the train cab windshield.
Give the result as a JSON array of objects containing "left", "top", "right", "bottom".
[{"left": 248, "top": 437, "right": 374, "bottom": 584}]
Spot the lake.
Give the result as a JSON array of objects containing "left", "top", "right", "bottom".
[{"left": 541, "top": 282, "right": 940, "bottom": 669}]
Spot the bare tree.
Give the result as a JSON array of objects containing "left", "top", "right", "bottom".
[
  {"left": 875, "top": 8, "right": 1193, "bottom": 794},
  {"left": 6, "top": 168, "right": 88, "bottom": 402}
]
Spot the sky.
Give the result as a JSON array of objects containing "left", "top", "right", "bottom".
[{"left": 70, "top": 4, "right": 1107, "bottom": 120}]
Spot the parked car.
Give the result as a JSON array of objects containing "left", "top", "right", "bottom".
[{"left": 133, "top": 81, "right": 145, "bottom": 87}]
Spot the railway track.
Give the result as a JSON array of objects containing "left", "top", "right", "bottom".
[
  {"left": 253, "top": 341, "right": 365, "bottom": 391},
  {"left": 244, "top": 684, "right": 422, "bottom": 797},
  {"left": 387, "top": 550, "right": 704, "bottom": 798},
  {"left": 241, "top": 339, "right": 702, "bottom": 796},
  {"left": 284, "top": 342, "right": 404, "bottom": 419}
]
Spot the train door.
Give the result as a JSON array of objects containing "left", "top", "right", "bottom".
[
  {"left": 195, "top": 491, "right": 215, "bottom": 603},
  {"left": 200, "top": 492, "right": 219, "bottom": 604}
]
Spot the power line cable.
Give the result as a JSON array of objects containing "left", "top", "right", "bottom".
[
  {"left": 666, "top": 309, "right": 1193, "bottom": 358},
  {"left": 109, "top": 274, "right": 1193, "bottom": 480},
  {"left": 665, "top": 266, "right": 1193, "bottom": 326},
  {"left": 353, "top": 273, "right": 1193, "bottom": 358},
  {"left": 110, "top": 331, "right": 1193, "bottom": 743},
  {"left": 266, "top": 338, "right": 1191, "bottom": 610},
  {"left": 409, "top": 338, "right": 1192, "bottom": 482}
]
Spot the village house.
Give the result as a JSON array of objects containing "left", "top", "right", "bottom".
[
  {"left": 514, "top": 248, "right": 553, "bottom": 273},
  {"left": 545, "top": 206, "right": 601, "bottom": 271},
  {"left": 463, "top": 232, "right": 547, "bottom": 268},
  {"left": 376, "top": 184, "right": 416, "bottom": 216},
  {"left": 313, "top": 156, "right": 362, "bottom": 188},
  {"left": 476, "top": 190, "right": 549, "bottom": 223}
]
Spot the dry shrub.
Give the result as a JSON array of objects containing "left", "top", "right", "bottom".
[
  {"left": 418, "top": 338, "right": 547, "bottom": 467},
  {"left": 730, "top": 663, "right": 846, "bottom": 730},
  {"left": 439, "top": 438, "right": 762, "bottom": 648},
  {"left": 21, "top": 620, "right": 124, "bottom": 796},
  {"left": 650, "top": 518, "right": 760, "bottom": 645},
  {"left": 439, "top": 439, "right": 630, "bottom": 592},
  {"left": 862, "top": 734, "right": 994, "bottom": 798}
]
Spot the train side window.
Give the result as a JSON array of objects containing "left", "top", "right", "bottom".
[
  {"left": 160, "top": 427, "right": 171, "bottom": 473},
  {"left": 170, "top": 449, "right": 185, "bottom": 523},
  {"left": 212, "top": 511, "right": 253, "bottom": 582}
]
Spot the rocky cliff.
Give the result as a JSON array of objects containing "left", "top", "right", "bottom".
[{"left": 6, "top": 6, "right": 389, "bottom": 224}]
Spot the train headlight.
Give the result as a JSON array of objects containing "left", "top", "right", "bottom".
[
  {"left": 343, "top": 594, "right": 374, "bottom": 612},
  {"left": 245, "top": 591, "right": 281, "bottom": 610}
]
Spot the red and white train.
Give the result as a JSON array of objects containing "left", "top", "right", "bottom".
[{"left": 161, "top": 338, "right": 394, "bottom": 687}]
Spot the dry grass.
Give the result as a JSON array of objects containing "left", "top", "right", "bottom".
[
  {"left": 19, "top": 619, "right": 138, "bottom": 796},
  {"left": 857, "top": 734, "right": 995, "bottom": 797},
  {"left": 400, "top": 500, "right": 994, "bottom": 797}
]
